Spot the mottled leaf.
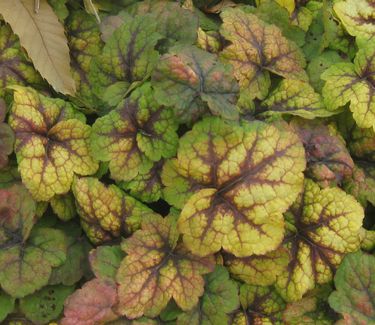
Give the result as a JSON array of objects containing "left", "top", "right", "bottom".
[
  {"left": 177, "top": 266, "right": 239, "bottom": 325},
  {"left": 197, "top": 28, "right": 222, "bottom": 53},
  {"left": 91, "top": 83, "right": 178, "bottom": 182},
  {"left": 152, "top": 45, "right": 239, "bottom": 123},
  {"left": 329, "top": 251, "right": 375, "bottom": 324},
  {"left": 275, "top": 179, "right": 364, "bottom": 301},
  {"left": 0, "top": 291, "right": 15, "bottom": 322},
  {"left": 0, "top": 99, "right": 14, "bottom": 169},
  {"left": 322, "top": 43, "right": 375, "bottom": 130},
  {"left": 20, "top": 285, "right": 75, "bottom": 324},
  {"left": 50, "top": 192, "right": 77, "bottom": 221},
  {"left": 62, "top": 279, "right": 119, "bottom": 325},
  {"left": 116, "top": 214, "right": 215, "bottom": 319},
  {"left": 220, "top": 8, "right": 306, "bottom": 100},
  {"left": 73, "top": 177, "right": 157, "bottom": 244},
  {"left": 89, "top": 245, "right": 123, "bottom": 283},
  {"left": 174, "top": 117, "right": 305, "bottom": 257},
  {"left": 8, "top": 86, "right": 98, "bottom": 201}
]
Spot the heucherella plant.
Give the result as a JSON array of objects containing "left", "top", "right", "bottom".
[{"left": 0, "top": 0, "right": 373, "bottom": 323}]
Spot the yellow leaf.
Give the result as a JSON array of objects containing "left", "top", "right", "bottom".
[{"left": 0, "top": 0, "right": 76, "bottom": 95}]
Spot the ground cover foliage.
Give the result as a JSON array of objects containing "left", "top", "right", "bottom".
[{"left": 0, "top": 0, "right": 374, "bottom": 323}]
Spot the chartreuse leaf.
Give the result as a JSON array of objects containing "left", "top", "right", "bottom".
[
  {"left": 62, "top": 278, "right": 119, "bottom": 325},
  {"left": 220, "top": 8, "right": 306, "bottom": 100},
  {"left": 334, "top": 0, "right": 375, "bottom": 45},
  {"left": 116, "top": 214, "right": 215, "bottom": 319},
  {"left": 0, "top": 291, "right": 15, "bottom": 322},
  {"left": 0, "top": 0, "right": 76, "bottom": 95},
  {"left": 91, "top": 83, "right": 178, "bottom": 183},
  {"left": 360, "top": 228, "right": 375, "bottom": 252},
  {"left": 50, "top": 192, "right": 77, "bottom": 221},
  {"left": 322, "top": 44, "right": 375, "bottom": 130},
  {"left": 329, "top": 251, "right": 375, "bottom": 324},
  {"left": 89, "top": 14, "right": 162, "bottom": 108},
  {"left": 231, "top": 284, "right": 285, "bottom": 324},
  {"left": 0, "top": 25, "right": 43, "bottom": 98},
  {"left": 0, "top": 99, "right": 14, "bottom": 169},
  {"left": 67, "top": 11, "right": 103, "bottom": 111},
  {"left": 283, "top": 284, "right": 335, "bottom": 324},
  {"left": 224, "top": 248, "right": 289, "bottom": 286},
  {"left": 290, "top": 119, "right": 354, "bottom": 187},
  {"left": 197, "top": 28, "right": 222, "bottom": 53},
  {"left": 177, "top": 266, "right": 239, "bottom": 325},
  {"left": 173, "top": 117, "right": 305, "bottom": 257},
  {"left": 275, "top": 179, "right": 364, "bottom": 302},
  {"left": 19, "top": 285, "right": 75, "bottom": 324},
  {"left": 73, "top": 177, "right": 158, "bottom": 244},
  {"left": 89, "top": 245, "right": 124, "bottom": 283},
  {"left": 261, "top": 79, "right": 332, "bottom": 119},
  {"left": 152, "top": 45, "right": 239, "bottom": 123},
  {"left": 8, "top": 87, "right": 98, "bottom": 201},
  {"left": 0, "top": 184, "right": 67, "bottom": 298}
]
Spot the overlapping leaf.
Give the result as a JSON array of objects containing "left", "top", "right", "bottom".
[
  {"left": 91, "top": 83, "right": 178, "bottom": 183},
  {"left": 220, "top": 8, "right": 306, "bottom": 100},
  {"left": 50, "top": 192, "right": 77, "bottom": 221},
  {"left": 291, "top": 119, "right": 354, "bottom": 187},
  {"left": 89, "top": 15, "right": 162, "bottom": 108},
  {"left": 164, "top": 117, "right": 306, "bottom": 257},
  {"left": 152, "top": 45, "right": 239, "bottom": 123},
  {"left": 116, "top": 214, "right": 215, "bottom": 319},
  {"left": 275, "top": 179, "right": 364, "bottom": 302},
  {"left": 322, "top": 43, "right": 375, "bottom": 130},
  {"left": 89, "top": 245, "right": 123, "bottom": 283},
  {"left": 8, "top": 87, "right": 98, "bottom": 201},
  {"left": 73, "top": 177, "right": 158, "bottom": 244},
  {"left": 0, "top": 99, "right": 14, "bottom": 169},
  {"left": 0, "top": 184, "right": 67, "bottom": 297},
  {"left": 0, "top": 291, "right": 15, "bottom": 322},
  {"left": 329, "top": 251, "right": 375, "bottom": 324}
]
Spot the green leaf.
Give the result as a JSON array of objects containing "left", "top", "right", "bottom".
[
  {"left": 177, "top": 266, "right": 239, "bottom": 325},
  {"left": 116, "top": 214, "right": 215, "bottom": 319},
  {"left": 89, "top": 245, "right": 124, "bottom": 283},
  {"left": 220, "top": 8, "right": 307, "bottom": 100},
  {"left": 91, "top": 83, "right": 179, "bottom": 183},
  {"left": 50, "top": 192, "right": 77, "bottom": 221},
  {"left": 0, "top": 290, "right": 15, "bottom": 323},
  {"left": 322, "top": 43, "right": 375, "bottom": 130},
  {"left": 152, "top": 45, "right": 239, "bottom": 123},
  {"left": 0, "top": 0, "right": 76, "bottom": 94},
  {"left": 89, "top": 14, "right": 162, "bottom": 108},
  {"left": 0, "top": 99, "right": 14, "bottom": 169},
  {"left": 62, "top": 279, "right": 119, "bottom": 325},
  {"left": 329, "top": 251, "right": 375, "bottom": 324},
  {"left": 173, "top": 117, "right": 306, "bottom": 257},
  {"left": 48, "top": 0, "right": 69, "bottom": 21},
  {"left": 73, "top": 177, "right": 158, "bottom": 244},
  {"left": 8, "top": 86, "right": 98, "bottom": 201},
  {"left": 19, "top": 285, "right": 75, "bottom": 324},
  {"left": 275, "top": 179, "right": 364, "bottom": 302}
]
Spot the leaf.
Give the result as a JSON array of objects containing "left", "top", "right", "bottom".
[
  {"left": 48, "top": 0, "right": 69, "bottom": 21},
  {"left": 73, "top": 177, "right": 158, "bottom": 244},
  {"left": 177, "top": 266, "right": 239, "bottom": 325},
  {"left": 329, "top": 251, "right": 375, "bottom": 324},
  {"left": 224, "top": 248, "right": 289, "bottom": 286},
  {"left": 91, "top": 83, "right": 179, "bottom": 183},
  {"left": 50, "top": 192, "right": 77, "bottom": 221},
  {"left": 360, "top": 228, "right": 375, "bottom": 252},
  {"left": 261, "top": 79, "right": 332, "bottom": 119},
  {"left": 19, "top": 285, "right": 75, "bottom": 324},
  {"left": 220, "top": 8, "right": 306, "bottom": 100},
  {"left": 89, "top": 14, "right": 162, "bottom": 108},
  {"left": 0, "top": 0, "right": 76, "bottom": 95},
  {"left": 49, "top": 222, "right": 92, "bottom": 286},
  {"left": 84, "top": 0, "right": 101, "bottom": 23},
  {"left": 334, "top": 0, "right": 375, "bottom": 45},
  {"left": 0, "top": 99, "right": 14, "bottom": 169},
  {"left": 0, "top": 185, "right": 67, "bottom": 296},
  {"left": 291, "top": 118, "right": 354, "bottom": 187},
  {"left": 8, "top": 86, "right": 98, "bottom": 201},
  {"left": 116, "top": 214, "right": 215, "bottom": 319},
  {"left": 89, "top": 245, "right": 124, "bottom": 283},
  {"left": 275, "top": 179, "right": 364, "bottom": 302},
  {"left": 152, "top": 45, "right": 239, "bottom": 123},
  {"left": 0, "top": 291, "right": 15, "bottom": 322},
  {"left": 67, "top": 11, "right": 104, "bottom": 110},
  {"left": 322, "top": 43, "right": 375, "bottom": 130},
  {"left": 232, "top": 284, "right": 286, "bottom": 324},
  {"left": 0, "top": 25, "right": 43, "bottom": 98},
  {"left": 174, "top": 117, "right": 306, "bottom": 257},
  {"left": 62, "top": 279, "right": 119, "bottom": 325},
  {"left": 197, "top": 28, "right": 222, "bottom": 53}
]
